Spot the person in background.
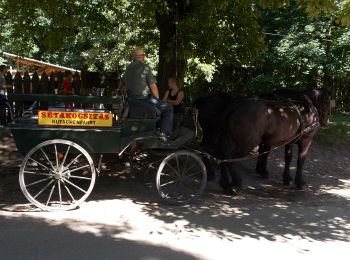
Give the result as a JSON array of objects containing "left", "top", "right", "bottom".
[
  {"left": 62, "top": 70, "right": 74, "bottom": 108},
  {"left": 123, "top": 47, "right": 173, "bottom": 139},
  {"left": 163, "top": 77, "right": 184, "bottom": 114},
  {"left": 0, "top": 65, "right": 7, "bottom": 95},
  {"left": 5, "top": 71, "right": 14, "bottom": 94}
]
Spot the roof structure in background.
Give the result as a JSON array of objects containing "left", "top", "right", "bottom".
[{"left": 2, "top": 52, "right": 81, "bottom": 75}]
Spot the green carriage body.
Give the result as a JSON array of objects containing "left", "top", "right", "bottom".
[
  {"left": 8, "top": 94, "right": 194, "bottom": 154},
  {"left": 6, "top": 94, "right": 205, "bottom": 211}
]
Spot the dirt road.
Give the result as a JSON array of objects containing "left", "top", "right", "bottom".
[{"left": 1, "top": 128, "right": 350, "bottom": 259}]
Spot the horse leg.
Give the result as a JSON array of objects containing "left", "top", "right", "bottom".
[
  {"left": 295, "top": 138, "right": 313, "bottom": 189},
  {"left": 283, "top": 144, "right": 293, "bottom": 185},
  {"left": 229, "top": 162, "right": 242, "bottom": 193},
  {"left": 203, "top": 156, "right": 215, "bottom": 181},
  {"left": 256, "top": 143, "right": 271, "bottom": 179},
  {"left": 219, "top": 163, "right": 233, "bottom": 194},
  {"left": 219, "top": 163, "right": 241, "bottom": 196}
]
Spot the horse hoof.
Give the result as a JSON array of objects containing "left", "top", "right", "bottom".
[{"left": 222, "top": 187, "right": 239, "bottom": 196}]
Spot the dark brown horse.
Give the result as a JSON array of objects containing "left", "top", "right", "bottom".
[
  {"left": 196, "top": 89, "right": 331, "bottom": 195},
  {"left": 255, "top": 89, "right": 331, "bottom": 189}
]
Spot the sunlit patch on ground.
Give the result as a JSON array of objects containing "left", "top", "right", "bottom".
[{"left": 322, "top": 179, "right": 350, "bottom": 200}]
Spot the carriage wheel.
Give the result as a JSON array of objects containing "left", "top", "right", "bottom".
[
  {"left": 156, "top": 151, "right": 207, "bottom": 205},
  {"left": 19, "top": 139, "right": 96, "bottom": 211}
]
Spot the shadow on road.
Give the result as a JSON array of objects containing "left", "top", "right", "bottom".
[
  {"left": 0, "top": 214, "right": 198, "bottom": 260},
  {"left": 1, "top": 128, "right": 350, "bottom": 248}
]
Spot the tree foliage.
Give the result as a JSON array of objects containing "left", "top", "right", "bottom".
[{"left": 1, "top": 0, "right": 350, "bottom": 109}]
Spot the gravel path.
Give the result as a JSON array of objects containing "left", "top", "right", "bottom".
[{"left": 0, "top": 127, "right": 349, "bottom": 259}]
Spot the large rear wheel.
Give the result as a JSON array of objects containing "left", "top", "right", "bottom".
[
  {"left": 19, "top": 139, "right": 96, "bottom": 211},
  {"left": 156, "top": 151, "right": 207, "bottom": 205}
]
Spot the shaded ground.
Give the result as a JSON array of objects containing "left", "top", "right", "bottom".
[{"left": 0, "top": 127, "right": 350, "bottom": 259}]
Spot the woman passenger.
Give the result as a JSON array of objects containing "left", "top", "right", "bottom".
[{"left": 162, "top": 77, "right": 184, "bottom": 114}]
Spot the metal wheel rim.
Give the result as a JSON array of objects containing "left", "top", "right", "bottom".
[
  {"left": 19, "top": 139, "right": 96, "bottom": 211},
  {"left": 156, "top": 150, "right": 207, "bottom": 205}
]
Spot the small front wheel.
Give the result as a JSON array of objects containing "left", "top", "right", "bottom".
[
  {"left": 19, "top": 139, "right": 96, "bottom": 211},
  {"left": 156, "top": 151, "right": 207, "bottom": 205}
]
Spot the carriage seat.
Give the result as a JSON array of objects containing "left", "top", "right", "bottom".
[{"left": 127, "top": 98, "right": 160, "bottom": 119}]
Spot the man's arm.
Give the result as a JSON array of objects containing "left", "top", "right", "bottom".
[{"left": 149, "top": 83, "right": 159, "bottom": 99}]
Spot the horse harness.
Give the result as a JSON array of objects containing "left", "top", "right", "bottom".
[
  {"left": 285, "top": 98, "right": 320, "bottom": 142},
  {"left": 194, "top": 97, "right": 320, "bottom": 164}
]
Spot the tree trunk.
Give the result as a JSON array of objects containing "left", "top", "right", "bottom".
[{"left": 155, "top": 1, "right": 186, "bottom": 96}]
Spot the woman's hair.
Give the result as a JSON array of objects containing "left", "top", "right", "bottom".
[{"left": 169, "top": 77, "right": 181, "bottom": 88}]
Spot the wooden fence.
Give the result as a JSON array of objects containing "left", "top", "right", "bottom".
[{"left": 2, "top": 70, "right": 121, "bottom": 97}]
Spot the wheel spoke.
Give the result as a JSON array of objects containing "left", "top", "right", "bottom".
[
  {"left": 184, "top": 170, "right": 203, "bottom": 180},
  {"left": 59, "top": 146, "right": 71, "bottom": 172},
  {"left": 182, "top": 154, "right": 189, "bottom": 176},
  {"left": 68, "top": 165, "right": 90, "bottom": 174},
  {"left": 46, "top": 183, "right": 56, "bottom": 206},
  {"left": 65, "top": 154, "right": 83, "bottom": 168},
  {"left": 68, "top": 175, "right": 92, "bottom": 180},
  {"left": 24, "top": 171, "right": 54, "bottom": 177},
  {"left": 62, "top": 179, "right": 87, "bottom": 194},
  {"left": 161, "top": 180, "right": 177, "bottom": 187},
  {"left": 33, "top": 179, "right": 55, "bottom": 199},
  {"left": 63, "top": 182, "right": 75, "bottom": 202},
  {"left": 58, "top": 180, "right": 62, "bottom": 206},
  {"left": 26, "top": 177, "right": 52, "bottom": 187},
  {"left": 180, "top": 179, "right": 196, "bottom": 191},
  {"left": 28, "top": 157, "right": 52, "bottom": 172},
  {"left": 182, "top": 162, "right": 198, "bottom": 176},
  {"left": 160, "top": 172, "right": 172, "bottom": 177},
  {"left": 60, "top": 145, "right": 70, "bottom": 171},
  {"left": 175, "top": 155, "right": 180, "bottom": 174},
  {"left": 54, "top": 144, "right": 59, "bottom": 169},
  {"left": 40, "top": 148, "right": 55, "bottom": 170},
  {"left": 165, "top": 162, "right": 181, "bottom": 178}
]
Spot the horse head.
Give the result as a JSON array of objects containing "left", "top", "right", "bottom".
[{"left": 307, "top": 89, "right": 332, "bottom": 127}]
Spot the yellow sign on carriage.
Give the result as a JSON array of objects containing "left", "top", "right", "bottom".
[{"left": 38, "top": 110, "right": 113, "bottom": 127}]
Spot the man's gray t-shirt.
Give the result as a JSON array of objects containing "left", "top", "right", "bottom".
[{"left": 124, "top": 60, "right": 157, "bottom": 98}]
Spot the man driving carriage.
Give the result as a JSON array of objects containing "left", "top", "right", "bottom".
[{"left": 123, "top": 47, "right": 173, "bottom": 140}]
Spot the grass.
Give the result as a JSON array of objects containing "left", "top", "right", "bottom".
[
  {"left": 330, "top": 113, "right": 350, "bottom": 123},
  {"left": 317, "top": 114, "right": 350, "bottom": 145}
]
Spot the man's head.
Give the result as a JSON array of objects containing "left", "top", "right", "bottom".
[
  {"left": 131, "top": 47, "right": 146, "bottom": 63},
  {"left": 0, "top": 65, "right": 7, "bottom": 74}
]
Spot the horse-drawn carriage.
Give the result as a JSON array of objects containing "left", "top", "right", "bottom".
[
  {"left": 2, "top": 88, "right": 332, "bottom": 211},
  {"left": 4, "top": 94, "right": 207, "bottom": 211}
]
